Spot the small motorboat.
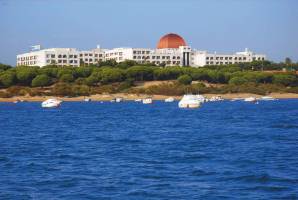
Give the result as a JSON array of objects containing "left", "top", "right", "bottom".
[
  {"left": 84, "top": 98, "right": 91, "bottom": 102},
  {"left": 260, "top": 96, "right": 276, "bottom": 101},
  {"left": 196, "top": 94, "right": 206, "bottom": 103},
  {"left": 135, "top": 99, "right": 142, "bottom": 102},
  {"left": 209, "top": 95, "right": 224, "bottom": 102},
  {"left": 115, "top": 97, "right": 124, "bottom": 103},
  {"left": 165, "top": 97, "right": 175, "bottom": 102},
  {"left": 178, "top": 94, "right": 201, "bottom": 108},
  {"left": 230, "top": 98, "right": 242, "bottom": 102},
  {"left": 41, "top": 99, "right": 61, "bottom": 108},
  {"left": 142, "top": 98, "right": 153, "bottom": 104},
  {"left": 13, "top": 99, "right": 20, "bottom": 104},
  {"left": 244, "top": 97, "right": 257, "bottom": 103}
]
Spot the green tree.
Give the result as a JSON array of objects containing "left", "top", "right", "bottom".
[
  {"left": 16, "top": 67, "right": 38, "bottom": 85},
  {"left": 101, "top": 68, "right": 124, "bottom": 84},
  {"left": 52, "top": 82, "right": 72, "bottom": 96},
  {"left": 71, "top": 84, "right": 90, "bottom": 96},
  {"left": 0, "top": 63, "right": 12, "bottom": 72},
  {"left": 31, "top": 74, "right": 51, "bottom": 87},
  {"left": 285, "top": 57, "right": 292, "bottom": 65},
  {"left": 229, "top": 76, "right": 246, "bottom": 85},
  {"left": 126, "top": 66, "right": 154, "bottom": 81},
  {"left": 60, "top": 73, "right": 74, "bottom": 82},
  {"left": 74, "top": 67, "right": 92, "bottom": 78},
  {"left": 0, "top": 71, "right": 16, "bottom": 87},
  {"left": 272, "top": 74, "right": 297, "bottom": 86},
  {"left": 177, "top": 75, "right": 192, "bottom": 85}
]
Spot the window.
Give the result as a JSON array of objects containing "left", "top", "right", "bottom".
[
  {"left": 74, "top": 55, "right": 77, "bottom": 58},
  {"left": 63, "top": 55, "right": 67, "bottom": 58},
  {"left": 69, "top": 55, "right": 73, "bottom": 58},
  {"left": 206, "top": 57, "right": 209, "bottom": 60},
  {"left": 89, "top": 54, "right": 92, "bottom": 56},
  {"left": 63, "top": 60, "right": 67, "bottom": 63},
  {"left": 58, "top": 55, "right": 62, "bottom": 58}
]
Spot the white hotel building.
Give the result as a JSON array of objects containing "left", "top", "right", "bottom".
[{"left": 17, "top": 33, "right": 266, "bottom": 67}]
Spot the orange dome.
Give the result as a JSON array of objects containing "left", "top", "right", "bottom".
[{"left": 157, "top": 33, "right": 187, "bottom": 49}]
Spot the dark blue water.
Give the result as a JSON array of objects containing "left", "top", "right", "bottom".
[{"left": 0, "top": 100, "right": 298, "bottom": 199}]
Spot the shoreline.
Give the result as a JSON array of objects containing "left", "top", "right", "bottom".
[{"left": 1, "top": 93, "right": 298, "bottom": 102}]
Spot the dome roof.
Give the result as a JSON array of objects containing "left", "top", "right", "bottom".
[{"left": 157, "top": 33, "right": 187, "bottom": 49}]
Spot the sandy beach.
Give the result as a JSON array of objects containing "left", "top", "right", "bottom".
[{"left": 1, "top": 93, "right": 298, "bottom": 102}]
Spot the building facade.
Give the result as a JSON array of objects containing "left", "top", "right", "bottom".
[{"left": 17, "top": 33, "right": 266, "bottom": 67}]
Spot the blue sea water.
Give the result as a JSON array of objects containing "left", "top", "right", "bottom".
[{"left": 0, "top": 100, "right": 298, "bottom": 199}]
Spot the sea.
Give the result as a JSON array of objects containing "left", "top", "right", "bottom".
[{"left": 0, "top": 100, "right": 297, "bottom": 199}]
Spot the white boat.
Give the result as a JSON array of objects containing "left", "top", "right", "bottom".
[
  {"left": 115, "top": 97, "right": 124, "bottom": 103},
  {"left": 260, "top": 96, "right": 276, "bottom": 101},
  {"left": 13, "top": 100, "right": 20, "bottom": 104},
  {"left": 142, "top": 98, "right": 153, "bottom": 104},
  {"left": 231, "top": 98, "right": 242, "bottom": 101},
  {"left": 244, "top": 97, "right": 257, "bottom": 102},
  {"left": 178, "top": 94, "right": 201, "bottom": 108},
  {"left": 135, "top": 99, "right": 142, "bottom": 102},
  {"left": 84, "top": 98, "right": 91, "bottom": 102},
  {"left": 209, "top": 96, "right": 224, "bottom": 102},
  {"left": 165, "top": 97, "right": 175, "bottom": 102},
  {"left": 41, "top": 99, "right": 61, "bottom": 108},
  {"left": 196, "top": 94, "right": 206, "bottom": 103}
]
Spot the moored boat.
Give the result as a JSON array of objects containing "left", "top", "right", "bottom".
[
  {"left": 165, "top": 97, "right": 175, "bottom": 102},
  {"left": 142, "top": 98, "right": 153, "bottom": 104},
  {"left": 41, "top": 99, "right": 62, "bottom": 108},
  {"left": 260, "top": 96, "right": 276, "bottom": 101},
  {"left": 115, "top": 97, "right": 124, "bottom": 103},
  {"left": 178, "top": 94, "right": 201, "bottom": 108},
  {"left": 244, "top": 97, "right": 257, "bottom": 102},
  {"left": 209, "top": 95, "right": 224, "bottom": 102}
]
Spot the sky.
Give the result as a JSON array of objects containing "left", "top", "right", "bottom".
[{"left": 0, "top": 0, "right": 297, "bottom": 65}]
